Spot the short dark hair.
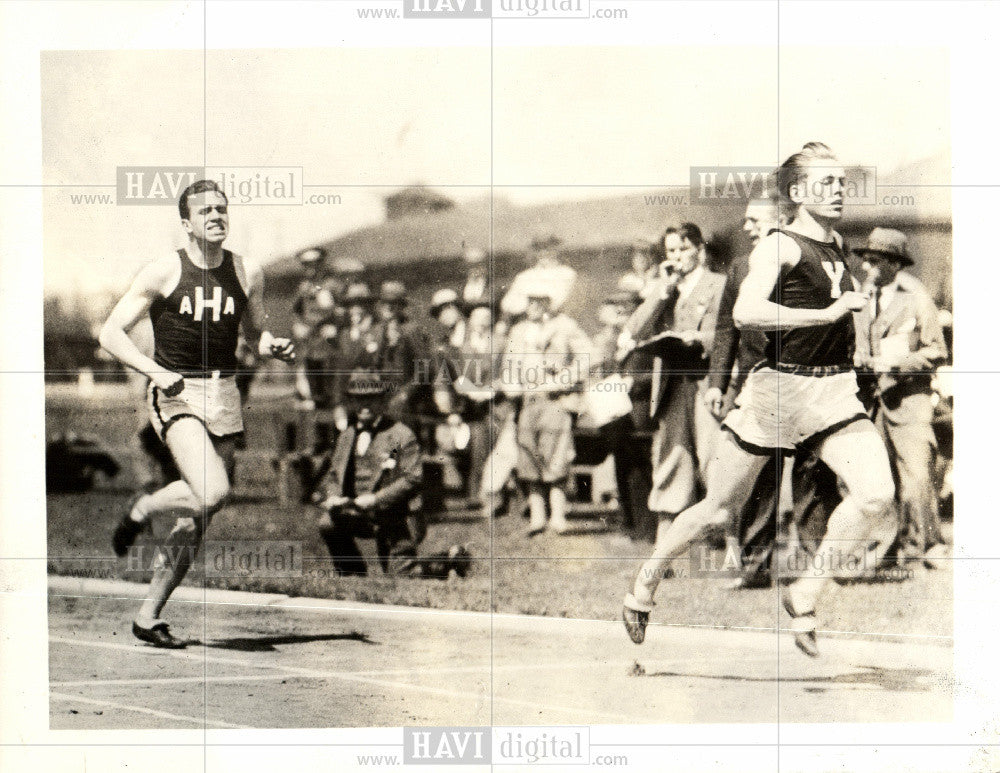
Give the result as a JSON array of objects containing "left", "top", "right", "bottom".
[
  {"left": 663, "top": 222, "right": 705, "bottom": 249},
  {"left": 178, "top": 179, "right": 227, "bottom": 220}
]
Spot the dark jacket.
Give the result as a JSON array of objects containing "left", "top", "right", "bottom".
[
  {"left": 626, "top": 268, "right": 725, "bottom": 419},
  {"left": 314, "top": 417, "right": 422, "bottom": 517},
  {"left": 707, "top": 254, "right": 768, "bottom": 395}
]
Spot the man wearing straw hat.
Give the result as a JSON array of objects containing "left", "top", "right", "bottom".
[{"left": 853, "top": 227, "right": 949, "bottom": 570}]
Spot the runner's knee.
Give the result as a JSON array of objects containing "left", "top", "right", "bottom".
[
  {"left": 855, "top": 480, "right": 895, "bottom": 520},
  {"left": 203, "top": 480, "right": 230, "bottom": 513},
  {"left": 189, "top": 477, "right": 230, "bottom": 514}
]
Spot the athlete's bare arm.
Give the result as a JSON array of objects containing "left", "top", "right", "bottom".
[
  {"left": 99, "top": 256, "right": 183, "bottom": 393},
  {"left": 239, "top": 258, "right": 295, "bottom": 362},
  {"left": 732, "top": 232, "right": 867, "bottom": 332}
]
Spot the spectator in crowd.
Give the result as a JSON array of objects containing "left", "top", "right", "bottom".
[
  {"left": 704, "top": 196, "right": 839, "bottom": 588},
  {"left": 452, "top": 299, "right": 503, "bottom": 506},
  {"left": 375, "top": 280, "right": 429, "bottom": 422},
  {"left": 625, "top": 223, "right": 725, "bottom": 527},
  {"left": 618, "top": 239, "right": 660, "bottom": 299},
  {"left": 503, "top": 287, "right": 594, "bottom": 535},
  {"left": 461, "top": 245, "right": 490, "bottom": 306},
  {"left": 854, "top": 227, "right": 949, "bottom": 570},
  {"left": 501, "top": 235, "right": 577, "bottom": 318},
  {"left": 291, "top": 247, "right": 341, "bottom": 412},
  {"left": 593, "top": 290, "right": 639, "bottom": 376},
  {"left": 591, "top": 289, "right": 654, "bottom": 537},
  {"left": 430, "top": 288, "right": 467, "bottom": 351},
  {"left": 477, "top": 298, "right": 521, "bottom": 519},
  {"left": 332, "top": 283, "right": 381, "bottom": 431},
  {"left": 427, "top": 288, "right": 467, "bottom": 413},
  {"left": 312, "top": 370, "right": 471, "bottom": 578}
]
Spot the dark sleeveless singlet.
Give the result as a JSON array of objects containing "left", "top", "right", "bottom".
[
  {"left": 764, "top": 230, "right": 856, "bottom": 368},
  {"left": 149, "top": 248, "right": 248, "bottom": 376}
]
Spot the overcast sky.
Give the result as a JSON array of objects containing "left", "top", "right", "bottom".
[{"left": 42, "top": 45, "right": 948, "bottom": 298}]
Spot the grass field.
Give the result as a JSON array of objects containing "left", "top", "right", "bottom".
[{"left": 46, "top": 383, "right": 953, "bottom": 642}]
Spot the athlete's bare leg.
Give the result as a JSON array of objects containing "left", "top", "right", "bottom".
[
  {"left": 628, "top": 430, "right": 769, "bottom": 610},
  {"left": 784, "top": 419, "right": 894, "bottom": 617},
  {"left": 135, "top": 418, "right": 234, "bottom": 627},
  {"left": 129, "top": 480, "right": 201, "bottom": 522}
]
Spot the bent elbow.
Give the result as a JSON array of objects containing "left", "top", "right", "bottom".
[
  {"left": 97, "top": 323, "right": 113, "bottom": 353},
  {"left": 732, "top": 304, "right": 752, "bottom": 330}
]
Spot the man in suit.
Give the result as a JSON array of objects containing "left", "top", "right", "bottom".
[
  {"left": 375, "top": 280, "right": 430, "bottom": 423},
  {"left": 331, "top": 283, "right": 381, "bottom": 431},
  {"left": 312, "top": 370, "right": 471, "bottom": 578},
  {"left": 854, "top": 228, "right": 949, "bottom": 569},
  {"left": 624, "top": 223, "right": 725, "bottom": 524}
]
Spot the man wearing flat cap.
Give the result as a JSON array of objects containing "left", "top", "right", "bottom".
[{"left": 854, "top": 227, "right": 949, "bottom": 569}]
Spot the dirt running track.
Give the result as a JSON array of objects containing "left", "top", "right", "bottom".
[{"left": 46, "top": 576, "right": 952, "bottom": 732}]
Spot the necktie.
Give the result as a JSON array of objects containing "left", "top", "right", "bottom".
[
  {"left": 356, "top": 430, "right": 371, "bottom": 457},
  {"left": 874, "top": 286, "right": 882, "bottom": 320}
]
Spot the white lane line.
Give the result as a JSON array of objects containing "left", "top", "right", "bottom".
[
  {"left": 52, "top": 675, "right": 305, "bottom": 688},
  {"left": 50, "top": 636, "right": 283, "bottom": 671},
  {"left": 44, "top": 576, "right": 954, "bottom": 644},
  {"left": 51, "top": 660, "right": 607, "bottom": 688},
  {"left": 50, "top": 637, "right": 635, "bottom": 723},
  {"left": 50, "top": 691, "right": 251, "bottom": 730}
]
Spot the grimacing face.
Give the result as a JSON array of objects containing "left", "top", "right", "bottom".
[{"left": 182, "top": 190, "right": 229, "bottom": 244}]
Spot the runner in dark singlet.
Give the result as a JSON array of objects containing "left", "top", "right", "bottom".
[
  {"left": 99, "top": 179, "right": 295, "bottom": 648},
  {"left": 765, "top": 230, "right": 856, "bottom": 369},
  {"left": 150, "top": 248, "right": 248, "bottom": 377},
  {"left": 623, "top": 143, "right": 895, "bottom": 657}
]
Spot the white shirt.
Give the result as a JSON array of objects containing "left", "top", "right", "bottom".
[
  {"left": 448, "top": 319, "right": 467, "bottom": 349},
  {"left": 676, "top": 265, "right": 704, "bottom": 301},
  {"left": 463, "top": 273, "right": 487, "bottom": 303},
  {"left": 871, "top": 277, "right": 900, "bottom": 319},
  {"left": 501, "top": 262, "right": 577, "bottom": 315}
]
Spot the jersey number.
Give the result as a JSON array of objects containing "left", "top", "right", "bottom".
[{"left": 821, "top": 261, "right": 845, "bottom": 298}]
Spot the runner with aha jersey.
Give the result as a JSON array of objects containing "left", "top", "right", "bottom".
[{"left": 99, "top": 179, "right": 295, "bottom": 648}]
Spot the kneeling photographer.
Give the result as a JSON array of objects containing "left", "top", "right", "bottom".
[{"left": 312, "top": 369, "right": 470, "bottom": 579}]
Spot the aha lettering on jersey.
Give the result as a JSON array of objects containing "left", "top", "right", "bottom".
[{"left": 176, "top": 286, "right": 238, "bottom": 321}]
